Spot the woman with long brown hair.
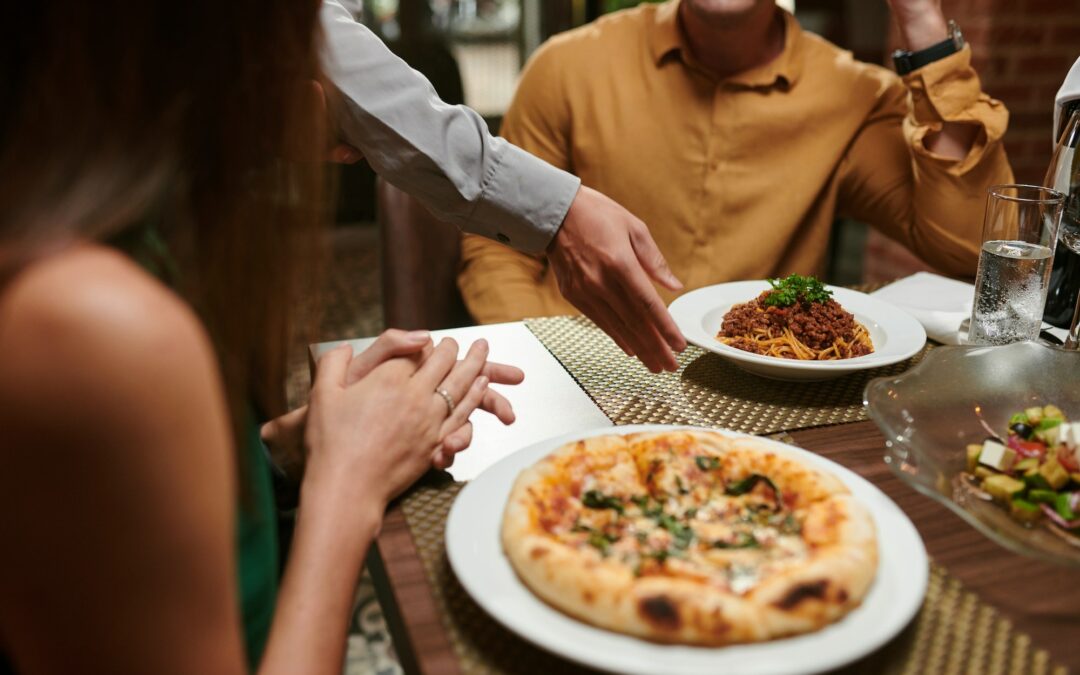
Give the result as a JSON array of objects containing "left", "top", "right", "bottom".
[{"left": 0, "top": 1, "right": 516, "bottom": 672}]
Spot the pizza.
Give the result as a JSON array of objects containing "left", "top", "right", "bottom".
[{"left": 501, "top": 430, "right": 878, "bottom": 645}]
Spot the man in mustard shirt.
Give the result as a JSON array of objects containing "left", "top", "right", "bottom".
[{"left": 458, "top": 0, "right": 1013, "bottom": 324}]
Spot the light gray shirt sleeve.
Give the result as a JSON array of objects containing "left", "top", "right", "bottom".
[{"left": 320, "top": 0, "right": 581, "bottom": 254}]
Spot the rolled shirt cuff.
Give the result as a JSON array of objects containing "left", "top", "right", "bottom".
[
  {"left": 902, "top": 45, "right": 1009, "bottom": 172},
  {"left": 465, "top": 141, "right": 582, "bottom": 254}
]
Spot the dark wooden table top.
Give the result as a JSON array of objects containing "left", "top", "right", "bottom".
[{"left": 368, "top": 420, "right": 1080, "bottom": 675}]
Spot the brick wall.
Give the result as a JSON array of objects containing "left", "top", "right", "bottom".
[
  {"left": 957, "top": 0, "right": 1080, "bottom": 184},
  {"left": 863, "top": 0, "right": 1080, "bottom": 284}
]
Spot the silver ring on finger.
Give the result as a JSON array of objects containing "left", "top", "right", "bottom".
[{"left": 435, "top": 388, "right": 455, "bottom": 415}]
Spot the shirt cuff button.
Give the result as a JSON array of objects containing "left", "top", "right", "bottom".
[{"left": 496, "top": 233, "right": 511, "bottom": 244}]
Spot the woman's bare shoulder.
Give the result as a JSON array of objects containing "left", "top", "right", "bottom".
[
  {"left": 0, "top": 244, "right": 226, "bottom": 453},
  {"left": 0, "top": 245, "right": 242, "bottom": 673},
  {"left": 0, "top": 244, "right": 200, "bottom": 353}
]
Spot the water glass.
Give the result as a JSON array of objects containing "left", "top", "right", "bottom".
[{"left": 967, "top": 185, "right": 1066, "bottom": 345}]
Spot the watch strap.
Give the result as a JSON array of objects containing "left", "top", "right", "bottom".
[{"left": 893, "top": 20, "right": 964, "bottom": 76}]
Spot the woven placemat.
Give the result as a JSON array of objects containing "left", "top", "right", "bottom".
[
  {"left": 523, "top": 316, "right": 929, "bottom": 436},
  {"left": 400, "top": 475, "right": 1066, "bottom": 675}
]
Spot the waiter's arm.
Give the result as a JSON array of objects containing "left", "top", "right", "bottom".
[{"left": 319, "top": 0, "right": 686, "bottom": 371}]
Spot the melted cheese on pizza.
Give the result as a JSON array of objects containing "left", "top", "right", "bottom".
[{"left": 540, "top": 436, "right": 811, "bottom": 595}]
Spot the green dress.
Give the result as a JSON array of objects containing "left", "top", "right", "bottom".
[
  {"left": 236, "top": 423, "right": 280, "bottom": 669},
  {"left": 115, "top": 225, "right": 280, "bottom": 669}
]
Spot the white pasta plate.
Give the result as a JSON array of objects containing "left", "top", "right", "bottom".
[
  {"left": 445, "top": 425, "right": 928, "bottom": 675},
  {"left": 668, "top": 281, "right": 927, "bottom": 381}
]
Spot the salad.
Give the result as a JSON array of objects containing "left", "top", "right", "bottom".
[{"left": 965, "top": 404, "right": 1080, "bottom": 536}]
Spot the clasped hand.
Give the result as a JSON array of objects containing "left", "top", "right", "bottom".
[{"left": 263, "top": 329, "right": 523, "bottom": 508}]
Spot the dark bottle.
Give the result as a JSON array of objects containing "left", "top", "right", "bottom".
[
  {"left": 1042, "top": 104, "right": 1080, "bottom": 329},
  {"left": 1044, "top": 238, "right": 1080, "bottom": 328}
]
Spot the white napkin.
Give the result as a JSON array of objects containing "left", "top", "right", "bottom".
[
  {"left": 871, "top": 272, "right": 1071, "bottom": 345},
  {"left": 871, "top": 272, "right": 974, "bottom": 345}
]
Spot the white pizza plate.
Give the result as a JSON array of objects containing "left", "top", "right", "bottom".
[
  {"left": 668, "top": 281, "right": 927, "bottom": 381},
  {"left": 445, "top": 425, "right": 928, "bottom": 675}
]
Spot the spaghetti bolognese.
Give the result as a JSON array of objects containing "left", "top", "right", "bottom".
[{"left": 717, "top": 276, "right": 874, "bottom": 361}]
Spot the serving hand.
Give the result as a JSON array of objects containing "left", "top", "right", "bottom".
[{"left": 548, "top": 186, "right": 687, "bottom": 373}]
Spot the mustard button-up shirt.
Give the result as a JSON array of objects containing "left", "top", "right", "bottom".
[{"left": 458, "top": 1, "right": 1013, "bottom": 323}]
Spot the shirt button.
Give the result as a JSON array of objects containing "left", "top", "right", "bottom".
[{"left": 496, "top": 233, "right": 511, "bottom": 244}]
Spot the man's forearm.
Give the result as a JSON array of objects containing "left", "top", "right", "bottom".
[
  {"left": 892, "top": 2, "right": 948, "bottom": 51},
  {"left": 319, "top": 0, "right": 580, "bottom": 253},
  {"left": 890, "top": 2, "right": 977, "bottom": 160}
]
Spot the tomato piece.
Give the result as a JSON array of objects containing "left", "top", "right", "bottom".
[
  {"left": 1007, "top": 435, "right": 1047, "bottom": 460},
  {"left": 1059, "top": 448, "right": 1080, "bottom": 473}
]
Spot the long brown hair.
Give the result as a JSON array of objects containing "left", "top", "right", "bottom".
[{"left": 0, "top": 2, "right": 327, "bottom": 449}]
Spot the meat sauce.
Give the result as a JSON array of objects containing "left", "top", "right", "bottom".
[{"left": 719, "top": 291, "right": 872, "bottom": 358}]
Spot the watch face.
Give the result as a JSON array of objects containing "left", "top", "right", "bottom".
[{"left": 949, "top": 19, "right": 964, "bottom": 48}]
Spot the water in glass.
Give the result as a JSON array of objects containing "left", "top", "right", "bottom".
[
  {"left": 967, "top": 184, "right": 1065, "bottom": 346},
  {"left": 969, "top": 240, "right": 1054, "bottom": 344}
]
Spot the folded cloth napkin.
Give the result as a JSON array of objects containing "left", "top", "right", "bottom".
[
  {"left": 871, "top": 272, "right": 1072, "bottom": 346},
  {"left": 871, "top": 272, "right": 974, "bottom": 345}
]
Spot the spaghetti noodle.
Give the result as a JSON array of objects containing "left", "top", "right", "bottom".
[{"left": 717, "top": 279, "right": 874, "bottom": 361}]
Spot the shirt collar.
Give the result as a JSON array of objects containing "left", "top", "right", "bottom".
[
  {"left": 649, "top": 1, "right": 804, "bottom": 89},
  {"left": 648, "top": 1, "right": 684, "bottom": 65}
]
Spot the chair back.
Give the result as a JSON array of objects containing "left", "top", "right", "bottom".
[{"left": 377, "top": 177, "right": 471, "bottom": 330}]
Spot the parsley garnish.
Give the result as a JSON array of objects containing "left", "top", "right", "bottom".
[
  {"left": 762, "top": 274, "right": 832, "bottom": 307},
  {"left": 582, "top": 490, "right": 624, "bottom": 514},
  {"left": 695, "top": 455, "right": 720, "bottom": 471}
]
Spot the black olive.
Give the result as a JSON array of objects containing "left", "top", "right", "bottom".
[{"left": 1010, "top": 422, "right": 1033, "bottom": 439}]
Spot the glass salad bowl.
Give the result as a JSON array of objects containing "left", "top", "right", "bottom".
[{"left": 865, "top": 341, "right": 1080, "bottom": 567}]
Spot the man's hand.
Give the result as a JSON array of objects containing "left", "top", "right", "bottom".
[{"left": 548, "top": 186, "right": 687, "bottom": 373}]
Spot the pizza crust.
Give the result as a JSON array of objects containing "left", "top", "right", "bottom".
[{"left": 501, "top": 430, "right": 879, "bottom": 646}]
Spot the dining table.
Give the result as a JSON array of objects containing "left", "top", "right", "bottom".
[{"left": 312, "top": 314, "right": 1079, "bottom": 675}]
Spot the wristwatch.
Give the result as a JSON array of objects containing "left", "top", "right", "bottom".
[{"left": 892, "top": 20, "right": 965, "bottom": 75}]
